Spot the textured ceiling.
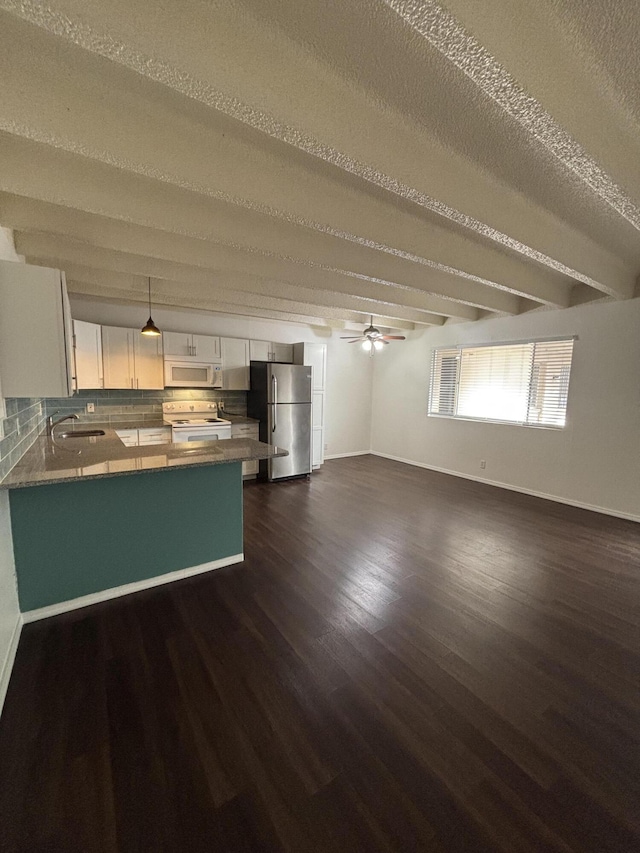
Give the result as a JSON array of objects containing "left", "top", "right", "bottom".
[{"left": 0, "top": 0, "right": 638, "bottom": 331}]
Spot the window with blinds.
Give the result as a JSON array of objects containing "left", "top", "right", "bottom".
[{"left": 428, "top": 338, "right": 575, "bottom": 427}]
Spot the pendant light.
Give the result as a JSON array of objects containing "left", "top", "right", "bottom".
[{"left": 141, "top": 276, "right": 161, "bottom": 336}]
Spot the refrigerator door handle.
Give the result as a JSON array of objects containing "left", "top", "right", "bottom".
[{"left": 272, "top": 374, "right": 278, "bottom": 432}]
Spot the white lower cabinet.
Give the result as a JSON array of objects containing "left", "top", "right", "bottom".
[
  {"left": 115, "top": 428, "right": 139, "bottom": 447},
  {"left": 115, "top": 427, "right": 171, "bottom": 447},
  {"left": 231, "top": 422, "right": 260, "bottom": 476},
  {"left": 138, "top": 427, "right": 172, "bottom": 445}
]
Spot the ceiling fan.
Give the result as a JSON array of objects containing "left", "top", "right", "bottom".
[{"left": 341, "top": 316, "right": 406, "bottom": 355}]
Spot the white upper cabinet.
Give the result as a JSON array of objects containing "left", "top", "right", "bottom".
[
  {"left": 249, "top": 339, "right": 271, "bottom": 361},
  {"left": 73, "top": 320, "right": 103, "bottom": 389},
  {"left": 221, "top": 337, "right": 250, "bottom": 390},
  {"left": 162, "top": 332, "right": 192, "bottom": 358},
  {"left": 192, "top": 334, "right": 221, "bottom": 361},
  {"left": 102, "top": 326, "right": 133, "bottom": 389},
  {"left": 163, "top": 331, "right": 220, "bottom": 360},
  {"left": 249, "top": 340, "right": 293, "bottom": 362},
  {"left": 272, "top": 342, "right": 294, "bottom": 363},
  {"left": 102, "top": 326, "right": 164, "bottom": 390},
  {"left": 134, "top": 333, "right": 164, "bottom": 389},
  {"left": 0, "top": 260, "right": 73, "bottom": 397}
]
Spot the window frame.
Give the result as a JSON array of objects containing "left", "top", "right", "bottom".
[{"left": 427, "top": 336, "right": 576, "bottom": 430}]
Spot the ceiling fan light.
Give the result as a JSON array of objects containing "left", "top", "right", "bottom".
[
  {"left": 362, "top": 339, "right": 372, "bottom": 351},
  {"left": 374, "top": 340, "right": 384, "bottom": 351}
]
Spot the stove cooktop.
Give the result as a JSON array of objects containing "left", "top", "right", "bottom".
[
  {"left": 173, "top": 418, "right": 226, "bottom": 425},
  {"left": 167, "top": 417, "right": 232, "bottom": 428},
  {"left": 162, "top": 401, "right": 231, "bottom": 428}
]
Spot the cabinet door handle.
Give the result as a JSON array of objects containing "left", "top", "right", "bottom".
[{"left": 136, "top": 378, "right": 139, "bottom": 389}]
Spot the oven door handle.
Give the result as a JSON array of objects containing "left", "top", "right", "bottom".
[{"left": 272, "top": 374, "right": 277, "bottom": 432}]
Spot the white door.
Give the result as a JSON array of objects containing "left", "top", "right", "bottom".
[
  {"left": 102, "top": 325, "right": 134, "bottom": 389},
  {"left": 192, "top": 334, "right": 220, "bottom": 360},
  {"left": 272, "top": 342, "right": 293, "bottom": 363},
  {"left": 221, "top": 337, "right": 250, "bottom": 390},
  {"left": 74, "top": 320, "right": 103, "bottom": 389},
  {"left": 249, "top": 340, "right": 271, "bottom": 361},
  {"left": 134, "top": 333, "right": 164, "bottom": 389},
  {"left": 162, "top": 331, "right": 192, "bottom": 358}
]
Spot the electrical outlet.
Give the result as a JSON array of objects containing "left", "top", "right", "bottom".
[
  {"left": 86, "top": 403, "right": 95, "bottom": 413},
  {"left": 324, "top": 443, "right": 328, "bottom": 452},
  {"left": 480, "top": 459, "right": 486, "bottom": 469}
]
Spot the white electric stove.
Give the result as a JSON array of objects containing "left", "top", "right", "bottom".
[{"left": 162, "top": 401, "right": 232, "bottom": 443}]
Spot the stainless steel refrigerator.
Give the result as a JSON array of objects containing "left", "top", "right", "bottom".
[{"left": 248, "top": 362, "right": 313, "bottom": 480}]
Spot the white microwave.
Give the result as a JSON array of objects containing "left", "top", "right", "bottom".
[{"left": 164, "top": 360, "right": 223, "bottom": 388}]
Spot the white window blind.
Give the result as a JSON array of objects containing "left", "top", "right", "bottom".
[{"left": 428, "top": 338, "right": 574, "bottom": 427}]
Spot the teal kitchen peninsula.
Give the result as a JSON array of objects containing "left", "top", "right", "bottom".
[{"left": 1, "top": 427, "right": 286, "bottom": 618}]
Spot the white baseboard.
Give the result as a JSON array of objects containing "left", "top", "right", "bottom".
[
  {"left": 324, "top": 450, "right": 371, "bottom": 460},
  {"left": 22, "top": 553, "right": 244, "bottom": 624},
  {"left": 371, "top": 452, "right": 640, "bottom": 524},
  {"left": 0, "top": 614, "right": 23, "bottom": 716}
]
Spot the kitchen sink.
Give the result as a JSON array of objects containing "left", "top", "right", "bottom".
[{"left": 58, "top": 429, "right": 106, "bottom": 438}]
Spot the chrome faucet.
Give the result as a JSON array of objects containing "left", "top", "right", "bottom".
[{"left": 46, "top": 412, "right": 79, "bottom": 436}]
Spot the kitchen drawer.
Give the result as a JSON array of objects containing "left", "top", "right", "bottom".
[
  {"left": 138, "top": 427, "right": 171, "bottom": 446},
  {"left": 116, "top": 429, "right": 139, "bottom": 447},
  {"left": 231, "top": 423, "right": 259, "bottom": 438}
]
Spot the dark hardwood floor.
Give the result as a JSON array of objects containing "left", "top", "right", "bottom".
[{"left": 1, "top": 455, "right": 639, "bottom": 852}]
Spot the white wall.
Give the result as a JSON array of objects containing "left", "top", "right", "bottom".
[
  {"left": 70, "top": 295, "right": 374, "bottom": 457},
  {"left": 371, "top": 298, "right": 640, "bottom": 521},
  {"left": 0, "top": 227, "right": 22, "bottom": 714}
]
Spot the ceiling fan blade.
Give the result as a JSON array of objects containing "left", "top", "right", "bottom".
[
  {"left": 340, "top": 336, "right": 362, "bottom": 340},
  {"left": 381, "top": 335, "right": 406, "bottom": 340}
]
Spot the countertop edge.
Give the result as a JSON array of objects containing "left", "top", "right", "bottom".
[{"left": 0, "top": 429, "right": 287, "bottom": 490}]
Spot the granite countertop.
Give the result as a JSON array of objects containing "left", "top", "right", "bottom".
[
  {"left": 0, "top": 423, "right": 286, "bottom": 490},
  {"left": 220, "top": 414, "right": 260, "bottom": 425}
]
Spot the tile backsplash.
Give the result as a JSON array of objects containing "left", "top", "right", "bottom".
[
  {"left": 44, "top": 388, "right": 248, "bottom": 425},
  {"left": 0, "top": 398, "right": 45, "bottom": 482}
]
